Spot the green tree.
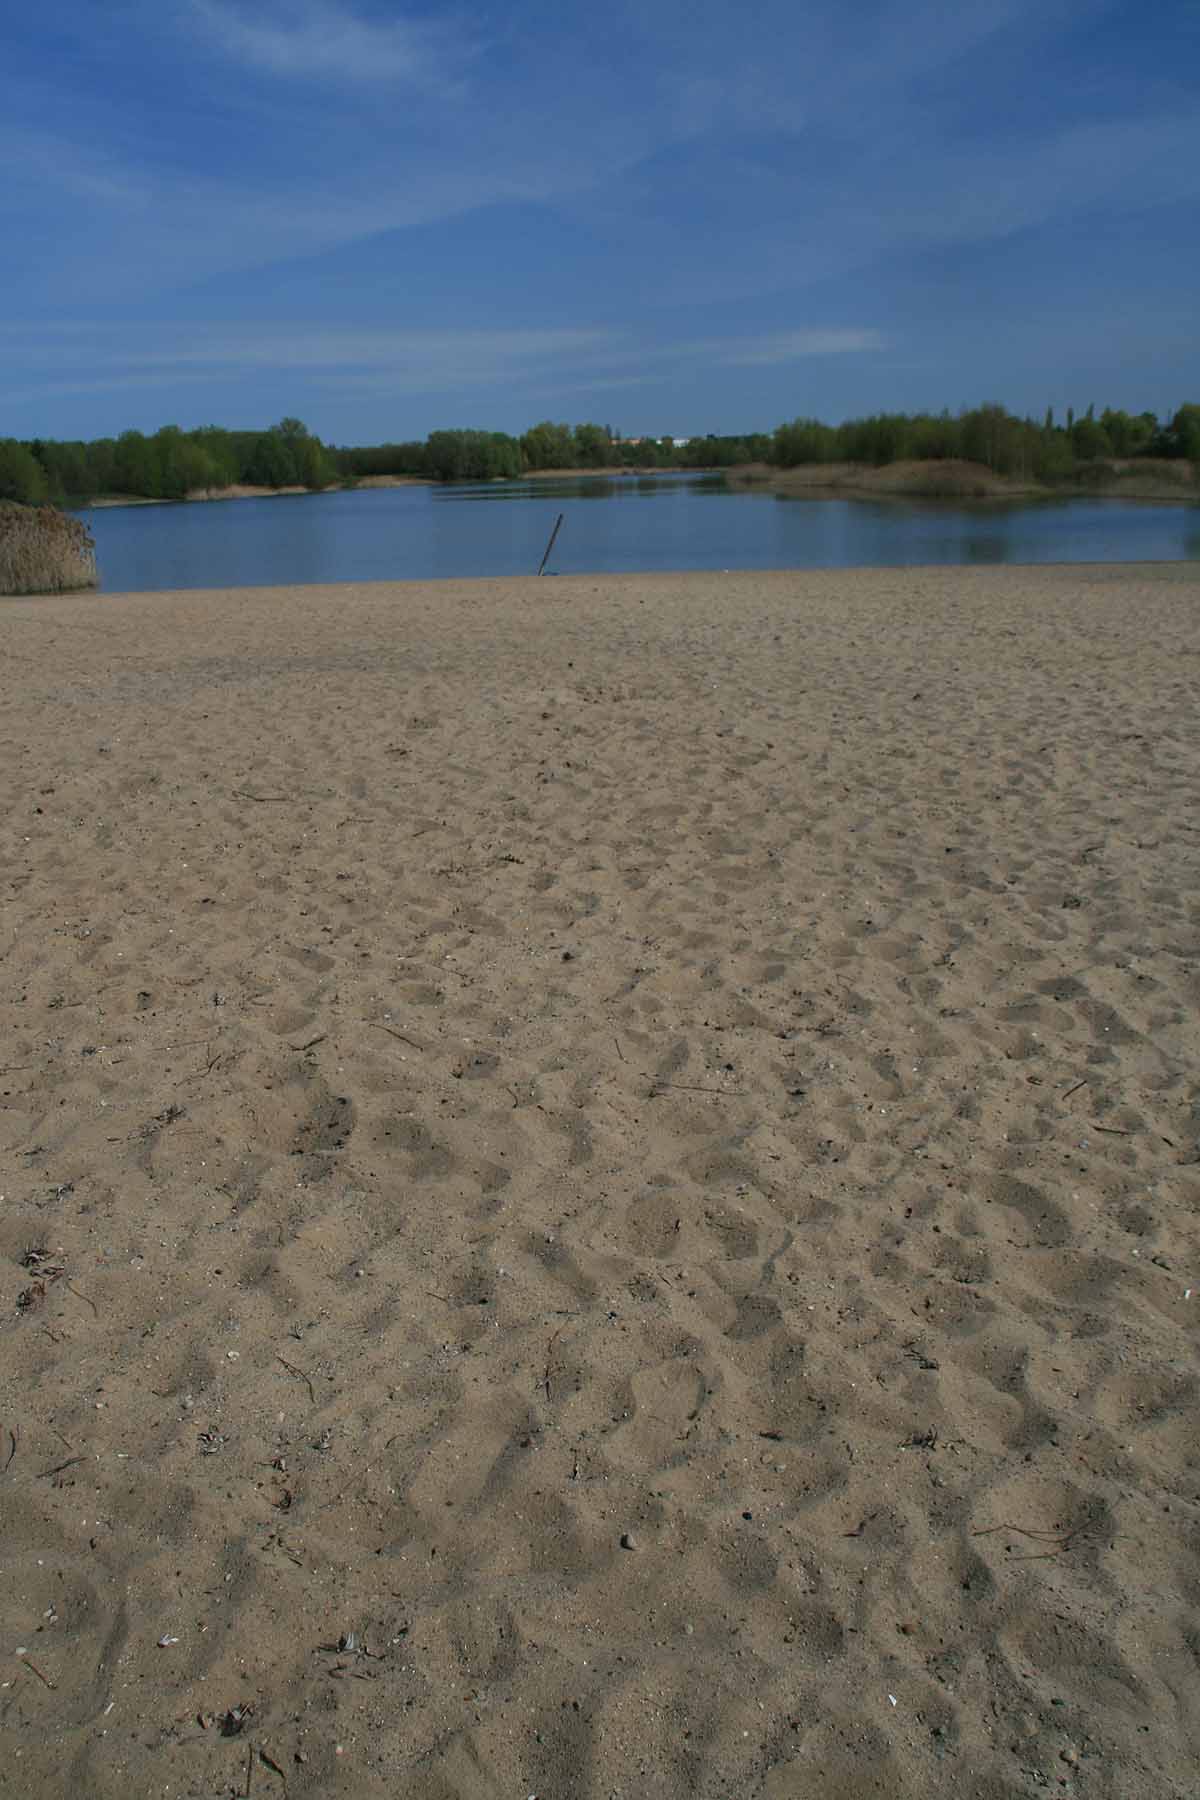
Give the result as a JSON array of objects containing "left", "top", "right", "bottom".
[
  {"left": 245, "top": 430, "right": 297, "bottom": 487},
  {"left": 521, "top": 421, "right": 575, "bottom": 470},
  {"left": 1168, "top": 404, "right": 1200, "bottom": 461},
  {"left": 572, "top": 422, "right": 613, "bottom": 468},
  {"left": 0, "top": 441, "right": 49, "bottom": 504},
  {"left": 1069, "top": 414, "right": 1112, "bottom": 461},
  {"left": 113, "top": 430, "right": 162, "bottom": 498},
  {"left": 774, "top": 418, "right": 838, "bottom": 466}
]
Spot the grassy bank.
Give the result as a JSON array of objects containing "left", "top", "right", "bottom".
[{"left": 727, "top": 457, "right": 1199, "bottom": 501}]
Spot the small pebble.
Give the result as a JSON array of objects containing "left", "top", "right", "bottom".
[{"left": 619, "top": 1532, "right": 637, "bottom": 1551}]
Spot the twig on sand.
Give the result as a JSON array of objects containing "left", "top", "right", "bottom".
[
  {"left": 39, "top": 1456, "right": 85, "bottom": 1484},
  {"left": 289, "top": 1034, "right": 327, "bottom": 1053},
  {"left": 971, "top": 1521, "right": 1096, "bottom": 1559},
  {"left": 17, "top": 1653, "right": 56, "bottom": 1690},
  {"left": 367, "top": 1022, "right": 423, "bottom": 1050},
  {"left": 257, "top": 1747, "right": 289, "bottom": 1794},
  {"left": 232, "top": 790, "right": 290, "bottom": 803},
  {"left": 276, "top": 1356, "right": 316, "bottom": 1405},
  {"left": 1091, "top": 1123, "right": 1131, "bottom": 1136},
  {"left": 3, "top": 1427, "right": 16, "bottom": 1472},
  {"left": 65, "top": 1280, "right": 98, "bottom": 1317},
  {"left": 1061, "top": 1079, "right": 1088, "bottom": 1101},
  {"left": 650, "top": 1079, "right": 746, "bottom": 1097}
]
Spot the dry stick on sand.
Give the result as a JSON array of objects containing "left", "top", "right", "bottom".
[
  {"left": 367, "top": 1022, "right": 423, "bottom": 1050},
  {"left": 971, "top": 1522, "right": 1099, "bottom": 1560},
  {"left": 256, "top": 1747, "right": 289, "bottom": 1793},
  {"left": 65, "top": 1280, "right": 98, "bottom": 1317},
  {"left": 18, "top": 1653, "right": 57, "bottom": 1690},
  {"left": 651, "top": 1078, "right": 747, "bottom": 1096},
  {"left": 276, "top": 1356, "right": 316, "bottom": 1405}
]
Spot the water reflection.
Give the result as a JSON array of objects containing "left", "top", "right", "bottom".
[
  {"left": 77, "top": 476, "right": 1200, "bottom": 594},
  {"left": 438, "top": 473, "right": 726, "bottom": 503}
]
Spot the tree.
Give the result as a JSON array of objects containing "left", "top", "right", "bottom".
[
  {"left": 0, "top": 441, "right": 48, "bottom": 504},
  {"left": 1168, "top": 404, "right": 1200, "bottom": 461},
  {"left": 245, "top": 430, "right": 297, "bottom": 487},
  {"left": 572, "top": 422, "right": 612, "bottom": 468},
  {"left": 521, "top": 421, "right": 575, "bottom": 470},
  {"left": 113, "top": 430, "right": 161, "bottom": 498},
  {"left": 424, "top": 429, "right": 521, "bottom": 482},
  {"left": 773, "top": 418, "right": 837, "bottom": 466},
  {"left": 1069, "top": 414, "right": 1112, "bottom": 461}
]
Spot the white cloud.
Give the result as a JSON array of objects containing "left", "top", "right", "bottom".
[
  {"left": 712, "top": 330, "right": 886, "bottom": 366},
  {"left": 0, "top": 321, "right": 889, "bottom": 407},
  {"left": 0, "top": 128, "right": 148, "bottom": 210},
  {"left": 191, "top": 0, "right": 467, "bottom": 87}
]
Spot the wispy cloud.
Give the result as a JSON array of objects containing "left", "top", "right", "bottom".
[
  {"left": 712, "top": 330, "right": 886, "bottom": 366},
  {"left": 0, "top": 321, "right": 888, "bottom": 410},
  {"left": 191, "top": 0, "right": 468, "bottom": 88},
  {"left": 0, "top": 127, "right": 148, "bottom": 210},
  {"left": 4, "top": 0, "right": 1194, "bottom": 437}
]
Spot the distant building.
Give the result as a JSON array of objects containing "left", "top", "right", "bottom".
[{"left": 613, "top": 433, "right": 694, "bottom": 449}]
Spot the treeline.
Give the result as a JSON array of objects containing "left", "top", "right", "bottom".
[
  {"left": 774, "top": 403, "right": 1200, "bottom": 479},
  {"left": 333, "top": 405, "right": 1200, "bottom": 485},
  {"left": 335, "top": 421, "right": 773, "bottom": 482},
  {"left": 1, "top": 404, "right": 1196, "bottom": 508},
  {"left": 0, "top": 417, "right": 339, "bottom": 507}
]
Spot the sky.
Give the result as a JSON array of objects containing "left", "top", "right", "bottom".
[{"left": 2, "top": 0, "right": 1198, "bottom": 444}]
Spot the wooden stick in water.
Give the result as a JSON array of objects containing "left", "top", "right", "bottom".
[{"left": 537, "top": 512, "right": 564, "bottom": 576}]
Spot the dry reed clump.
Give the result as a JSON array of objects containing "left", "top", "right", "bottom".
[{"left": 0, "top": 502, "right": 98, "bottom": 596}]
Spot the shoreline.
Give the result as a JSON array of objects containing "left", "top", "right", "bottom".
[
  {"left": 75, "top": 457, "right": 1199, "bottom": 512},
  {"left": 729, "top": 456, "right": 1198, "bottom": 503}
]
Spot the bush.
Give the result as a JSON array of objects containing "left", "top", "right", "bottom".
[
  {"left": 0, "top": 502, "right": 98, "bottom": 595},
  {"left": 0, "top": 440, "right": 49, "bottom": 504}
]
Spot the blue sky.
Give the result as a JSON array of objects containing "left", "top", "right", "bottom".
[{"left": 3, "top": 0, "right": 1197, "bottom": 443}]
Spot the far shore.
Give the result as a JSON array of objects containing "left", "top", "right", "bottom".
[
  {"left": 76, "top": 455, "right": 1197, "bottom": 512},
  {"left": 728, "top": 456, "right": 1198, "bottom": 502}
]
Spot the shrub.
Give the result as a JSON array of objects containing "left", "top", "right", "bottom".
[{"left": 0, "top": 502, "right": 98, "bottom": 595}]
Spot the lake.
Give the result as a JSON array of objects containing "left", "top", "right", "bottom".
[{"left": 77, "top": 473, "right": 1200, "bottom": 592}]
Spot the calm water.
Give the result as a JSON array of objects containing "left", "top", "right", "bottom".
[{"left": 77, "top": 474, "right": 1200, "bottom": 592}]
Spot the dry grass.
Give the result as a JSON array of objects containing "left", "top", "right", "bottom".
[
  {"left": 745, "top": 459, "right": 1040, "bottom": 498},
  {"left": 0, "top": 502, "right": 97, "bottom": 595},
  {"left": 730, "top": 457, "right": 1198, "bottom": 502}
]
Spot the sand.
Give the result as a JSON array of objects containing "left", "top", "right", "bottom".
[{"left": 1, "top": 564, "right": 1198, "bottom": 1799}]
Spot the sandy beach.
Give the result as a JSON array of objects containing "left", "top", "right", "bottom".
[{"left": 2, "top": 564, "right": 1198, "bottom": 1799}]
